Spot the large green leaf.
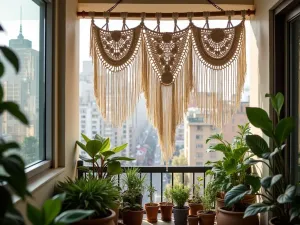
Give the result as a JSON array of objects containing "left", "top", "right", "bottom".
[
  {"left": 246, "top": 135, "right": 270, "bottom": 158},
  {"left": 107, "top": 161, "right": 122, "bottom": 175},
  {"left": 260, "top": 175, "right": 282, "bottom": 189},
  {"left": 86, "top": 140, "right": 102, "bottom": 158},
  {"left": 0, "top": 46, "right": 19, "bottom": 73},
  {"left": 290, "top": 206, "right": 300, "bottom": 222},
  {"left": 99, "top": 138, "right": 110, "bottom": 152},
  {"left": 95, "top": 134, "right": 106, "bottom": 143},
  {"left": 27, "top": 204, "right": 42, "bottom": 225},
  {"left": 0, "top": 61, "right": 4, "bottom": 77},
  {"left": 244, "top": 203, "right": 276, "bottom": 218},
  {"left": 101, "top": 150, "right": 115, "bottom": 159},
  {"left": 76, "top": 141, "right": 86, "bottom": 151},
  {"left": 109, "top": 156, "right": 135, "bottom": 161},
  {"left": 0, "top": 102, "right": 28, "bottom": 125},
  {"left": 232, "top": 147, "right": 249, "bottom": 161},
  {"left": 277, "top": 185, "right": 296, "bottom": 204},
  {"left": 269, "top": 145, "right": 285, "bottom": 159},
  {"left": 224, "top": 184, "right": 250, "bottom": 207},
  {"left": 246, "top": 107, "right": 273, "bottom": 137},
  {"left": 245, "top": 175, "right": 261, "bottom": 193},
  {"left": 112, "top": 143, "right": 128, "bottom": 153},
  {"left": 81, "top": 133, "right": 90, "bottom": 143},
  {"left": 54, "top": 210, "right": 94, "bottom": 224},
  {"left": 1, "top": 155, "right": 27, "bottom": 198},
  {"left": 223, "top": 158, "right": 237, "bottom": 175},
  {"left": 275, "top": 117, "right": 294, "bottom": 145},
  {"left": 0, "top": 142, "right": 20, "bottom": 154},
  {"left": 245, "top": 158, "right": 267, "bottom": 166},
  {"left": 43, "top": 199, "right": 62, "bottom": 225},
  {"left": 266, "top": 93, "right": 284, "bottom": 117}
]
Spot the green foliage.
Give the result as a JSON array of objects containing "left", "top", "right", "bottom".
[
  {"left": 170, "top": 184, "right": 190, "bottom": 208},
  {"left": 147, "top": 185, "right": 157, "bottom": 204},
  {"left": 77, "top": 133, "right": 134, "bottom": 179},
  {"left": 27, "top": 193, "right": 94, "bottom": 225},
  {"left": 0, "top": 26, "right": 30, "bottom": 224},
  {"left": 206, "top": 123, "right": 253, "bottom": 194},
  {"left": 164, "top": 186, "right": 172, "bottom": 203},
  {"left": 56, "top": 178, "right": 120, "bottom": 218},
  {"left": 225, "top": 93, "right": 299, "bottom": 223},
  {"left": 202, "top": 181, "right": 216, "bottom": 211},
  {"left": 188, "top": 177, "right": 203, "bottom": 204}
]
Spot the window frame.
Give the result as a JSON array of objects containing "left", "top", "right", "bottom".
[{"left": 25, "top": 0, "right": 53, "bottom": 177}]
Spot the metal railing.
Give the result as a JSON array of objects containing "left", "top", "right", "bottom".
[{"left": 77, "top": 160, "right": 212, "bottom": 203}]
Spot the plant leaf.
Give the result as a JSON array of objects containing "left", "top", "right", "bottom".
[
  {"left": 107, "top": 161, "right": 122, "bottom": 175},
  {"left": 112, "top": 143, "right": 128, "bottom": 153},
  {"left": 0, "top": 61, "right": 4, "bottom": 77},
  {"left": 0, "top": 46, "right": 19, "bottom": 73},
  {"left": 244, "top": 203, "right": 276, "bottom": 218},
  {"left": 277, "top": 185, "right": 296, "bottom": 204},
  {"left": 81, "top": 133, "right": 90, "bottom": 143},
  {"left": 245, "top": 175, "right": 261, "bottom": 193},
  {"left": 246, "top": 135, "right": 270, "bottom": 158},
  {"left": 86, "top": 140, "right": 102, "bottom": 158},
  {"left": 101, "top": 150, "right": 115, "bottom": 159},
  {"left": 266, "top": 93, "right": 284, "bottom": 117},
  {"left": 27, "top": 204, "right": 43, "bottom": 225},
  {"left": 99, "top": 138, "right": 110, "bottom": 152},
  {"left": 223, "top": 158, "right": 237, "bottom": 175},
  {"left": 246, "top": 107, "right": 273, "bottom": 137},
  {"left": 109, "top": 156, "right": 135, "bottom": 161},
  {"left": 95, "top": 134, "right": 106, "bottom": 143},
  {"left": 54, "top": 210, "right": 94, "bottom": 224},
  {"left": 224, "top": 184, "right": 250, "bottom": 207},
  {"left": 0, "top": 186, "right": 13, "bottom": 217},
  {"left": 0, "top": 101, "right": 28, "bottom": 125},
  {"left": 0, "top": 142, "right": 20, "bottom": 154},
  {"left": 290, "top": 206, "right": 300, "bottom": 222},
  {"left": 260, "top": 175, "right": 282, "bottom": 189},
  {"left": 76, "top": 141, "right": 86, "bottom": 151},
  {"left": 43, "top": 199, "right": 62, "bottom": 225},
  {"left": 275, "top": 117, "right": 294, "bottom": 145}
]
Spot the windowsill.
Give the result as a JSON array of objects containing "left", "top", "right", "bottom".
[
  {"left": 13, "top": 167, "right": 65, "bottom": 204},
  {"left": 25, "top": 161, "right": 52, "bottom": 180}
]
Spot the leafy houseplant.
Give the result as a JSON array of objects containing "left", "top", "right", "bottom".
[
  {"left": 197, "top": 181, "right": 216, "bottom": 225},
  {"left": 188, "top": 177, "right": 204, "bottom": 215},
  {"left": 159, "top": 186, "right": 174, "bottom": 222},
  {"left": 27, "top": 193, "right": 94, "bottom": 225},
  {"left": 76, "top": 133, "right": 134, "bottom": 179},
  {"left": 122, "top": 168, "right": 146, "bottom": 206},
  {"left": 225, "top": 93, "right": 300, "bottom": 225},
  {"left": 170, "top": 184, "right": 190, "bottom": 225},
  {"left": 206, "top": 123, "right": 257, "bottom": 210},
  {"left": 145, "top": 185, "right": 159, "bottom": 223},
  {"left": 56, "top": 178, "right": 119, "bottom": 225}
]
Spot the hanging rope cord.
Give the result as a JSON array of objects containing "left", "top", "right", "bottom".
[
  {"left": 105, "top": 0, "right": 123, "bottom": 12},
  {"left": 206, "top": 0, "right": 225, "bottom": 11}
]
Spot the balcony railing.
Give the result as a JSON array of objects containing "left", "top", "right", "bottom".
[{"left": 77, "top": 161, "right": 212, "bottom": 203}]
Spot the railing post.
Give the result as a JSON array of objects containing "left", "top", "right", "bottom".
[
  {"left": 161, "top": 172, "right": 163, "bottom": 203},
  {"left": 77, "top": 160, "right": 83, "bottom": 179}
]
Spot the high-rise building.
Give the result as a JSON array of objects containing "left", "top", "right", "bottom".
[
  {"left": 1, "top": 17, "right": 40, "bottom": 165},
  {"left": 184, "top": 96, "right": 250, "bottom": 167}
]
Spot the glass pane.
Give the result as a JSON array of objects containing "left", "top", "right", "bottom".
[
  {"left": 290, "top": 17, "right": 300, "bottom": 191},
  {"left": 0, "top": 0, "right": 45, "bottom": 166}
]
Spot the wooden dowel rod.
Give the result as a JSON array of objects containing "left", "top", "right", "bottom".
[{"left": 77, "top": 9, "right": 255, "bottom": 18}]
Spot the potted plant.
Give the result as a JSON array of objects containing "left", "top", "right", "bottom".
[
  {"left": 76, "top": 133, "right": 134, "bottom": 179},
  {"left": 205, "top": 123, "right": 256, "bottom": 210},
  {"left": 225, "top": 93, "right": 300, "bottom": 225},
  {"left": 159, "top": 186, "right": 174, "bottom": 222},
  {"left": 188, "top": 177, "right": 204, "bottom": 215},
  {"left": 145, "top": 185, "right": 159, "bottom": 223},
  {"left": 197, "top": 181, "right": 216, "bottom": 225},
  {"left": 170, "top": 184, "right": 190, "bottom": 225},
  {"left": 56, "top": 178, "right": 120, "bottom": 225},
  {"left": 122, "top": 168, "right": 146, "bottom": 205},
  {"left": 122, "top": 200, "right": 144, "bottom": 225}
]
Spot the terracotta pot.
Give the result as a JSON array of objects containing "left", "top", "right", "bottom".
[
  {"left": 216, "top": 194, "right": 256, "bottom": 212},
  {"left": 122, "top": 210, "right": 144, "bottom": 225},
  {"left": 240, "top": 194, "right": 256, "bottom": 205},
  {"left": 74, "top": 209, "right": 115, "bottom": 225},
  {"left": 188, "top": 203, "right": 203, "bottom": 215},
  {"left": 268, "top": 217, "right": 293, "bottom": 225},
  {"left": 173, "top": 206, "right": 189, "bottom": 225},
  {"left": 188, "top": 215, "right": 199, "bottom": 225},
  {"left": 112, "top": 201, "right": 120, "bottom": 225},
  {"left": 159, "top": 202, "right": 173, "bottom": 222},
  {"left": 216, "top": 197, "right": 225, "bottom": 212},
  {"left": 145, "top": 203, "right": 159, "bottom": 223},
  {"left": 197, "top": 210, "right": 216, "bottom": 225},
  {"left": 217, "top": 207, "right": 259, "bottom": 225}
]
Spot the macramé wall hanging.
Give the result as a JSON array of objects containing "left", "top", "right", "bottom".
[{"left": 89, "top": 10, "right": 248, "bottom": 163}]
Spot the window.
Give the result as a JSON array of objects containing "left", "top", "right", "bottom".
[
  {"left": 0, "top": 0, "right": 52, "bottom": 167},
  {"left": 196, "top": 162, "right": 203, "bottom": 166},
  {"left": 196, "top": 144, "right": 203, "bottom": 149},
  {"left": 197, "top": 125, "right": 202, "bottom": 131},
  {"left": 196, "top": 153, "right": 203, "bottom": 158},
  {"left": 196, "top": 135, "right": 203, "bottom": 140}
]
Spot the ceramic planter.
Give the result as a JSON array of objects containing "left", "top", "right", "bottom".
[
  {"left": 197, "top": 210, "right": 216, "bottom": 225},
  {"left": 216, "top": 194, "right": 256, "bottom": 212},
  {"left": 268, "top": 217, "right": 294, "bottom": 225},
  {"left": 122, "top": 210, "right": 144, "bottom": 225},
  {"left": 173, "top": 206, "right": 189, "bottom": 225},
  {"left": 217, "top": 207, "right": 259, "bottom": 225},
  {"left": 188, "top": 203, "right": 203, "bottom": 215},
  {"left": 159, "top": 202, "right": 173, "bottom": 222},
  {"left": 145, "top": 203, "right": 159, "bottom": 223},
  {"left": 188, "top": 215, "right": 199, "bottom": 225},
  {"left": 74, "top": 209, "right": 116, "bottom": 225}
]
